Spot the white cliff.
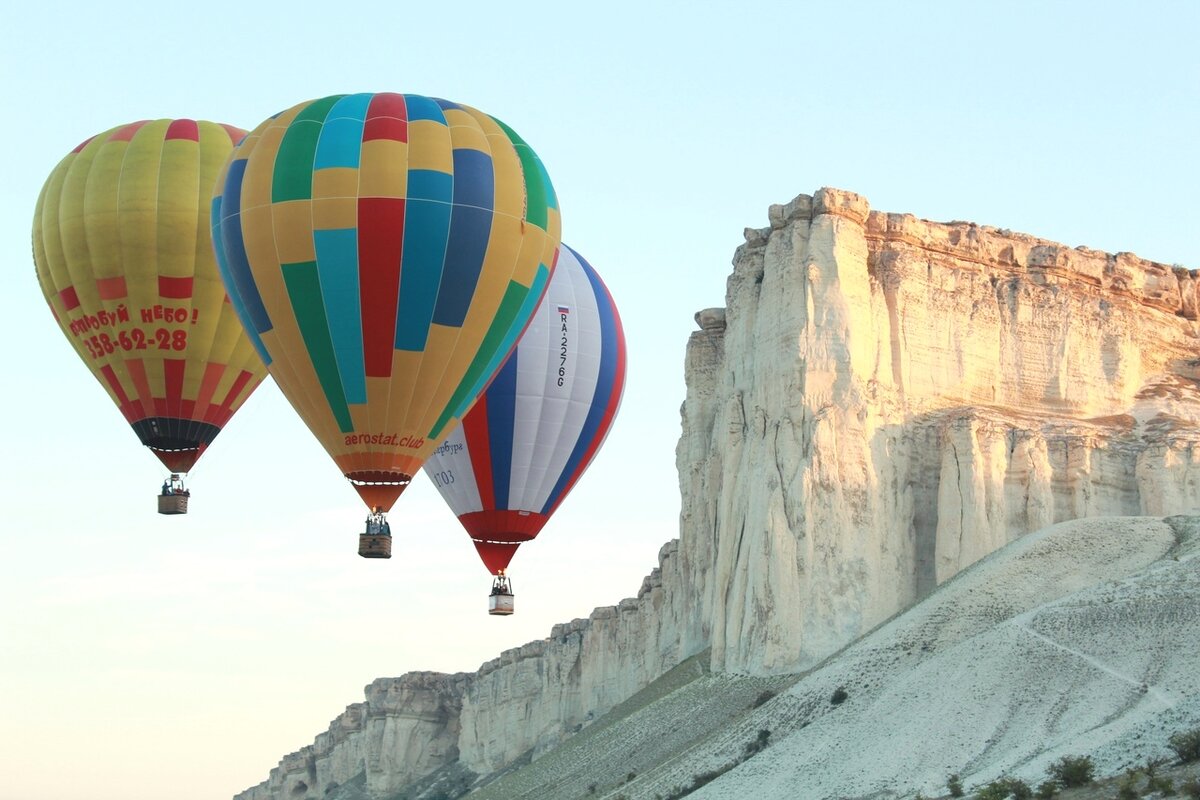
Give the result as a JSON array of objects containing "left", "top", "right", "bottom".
[
  {"left": 236, "top": 188, "right": 1200, "bottom": 800},
  {"left": 692, "top": 188, "right": 1200, "bottom": 674}
]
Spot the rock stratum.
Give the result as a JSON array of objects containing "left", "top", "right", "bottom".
[{"left": 236, "top": 189, "right": 1200, "bottom": 800}]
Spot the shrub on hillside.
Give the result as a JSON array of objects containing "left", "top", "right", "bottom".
[
  {"left": 1116, "top": 776, "right": 1139, "bottom": 800},
  {"left": 1149, "top": 776, "right": 1175, "bottom": 795},
  {"left": 744, "top": 729, "right": 772, "bottom": 757},
  {"left": 947, "top": 773, "right": 964, "bottom": 797},
  {"left": 1034, "top": 780, "right": 1057, "bottom": 799},
  {"left": 973, "top": 780, "right": 1011, "bottom": 800},
  {"left": 1007, "top": 778, "right": 1032, "bottom": 799},
  {"left": 831, "top": 687, "right": 848, "bottom": 705},
  {"left": 664, "top": 762, "right": 739, "bottom": 800},
  {"left": 1047, "top": 755, "right": 1093, "bottom": 788},
  {"left": 973, "top": 777, "right": 1031, "bottom": 800},
  {"left": 1170, "top": 727, "right": 1200, "bottom": 763}
]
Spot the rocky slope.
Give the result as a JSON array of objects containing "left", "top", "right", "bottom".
[
  {"left": 236, "top": 188, "right": 1200, "bottom": 800},
  {"left": 459, "top": 514, "right": 1200, "bottom": 800}
]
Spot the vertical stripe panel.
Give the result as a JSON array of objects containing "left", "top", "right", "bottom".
[
  {"left": 484, "top": 354, "right": 518, "bottom": 509},
  {"left": 431, "top": 149, "right": 494, "bottom": 327},
  {"left": 358, "top": 197, "right": 404, "bottom": 376},
  {"left": 272, "top": 96, "right": 342, "bottom": 202},
  {"left": 394, "top": 171, "right": 453, "bottom": 350},
  {"left": 314, "top": 228, "right": 366, "bottom": 403},
  {"left": 164, "top": 358, "right": 186, "bottom": 408},
  {"left": 461, "top": 397, "right": 495, "bottom": 511},
  {"left": 363, "top": 93, "right": 408, "bottom": 141},
  {"left": 506, "top": 285, "right": 554, "bottom": 507},
  {"left": 215, "top": 160, "right": 273, "bottom": 335},
  {"left": 314, "top": 93, "right": 371, "bottom": 169},
  {"left": 281, "top": 261, "right": 354, "bottom": 432}
]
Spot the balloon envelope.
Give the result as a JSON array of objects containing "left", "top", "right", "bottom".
[
  {"left": 33, "top": 120, "right": 267, "bottom": 473},
  {"left": 424, "top": 244, "right": 626, "bottom": 574},
  {"left": 211, "top": 93, "right": 561, "bottom": 512}
]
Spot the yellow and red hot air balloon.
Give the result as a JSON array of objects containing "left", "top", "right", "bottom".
[
  {"left": 33, "top": 119, "right": 268, "bottom": 513},
  {"left": 211, "top": 93, "right": 561, "bottom": 555}
]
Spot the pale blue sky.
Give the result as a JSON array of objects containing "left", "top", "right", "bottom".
[{"left": 1, "top": 2, "right": 1197, "bottom": 799}]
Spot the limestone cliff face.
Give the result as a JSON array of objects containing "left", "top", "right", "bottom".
[
  {"left": 694, "top": 189, "right": 1200, "bottom": 675},
  {"left": 236, "top": 547, "right": 700, "bottom": 800},
  {"left": 235, "top": 189, "right": 1200, "bottom": 800},
  {"left": 238, "top": 673, "right": 467, "bottom": 800},
  {"left": 455, "top": 563, "right": 693, "bottom": 777}
]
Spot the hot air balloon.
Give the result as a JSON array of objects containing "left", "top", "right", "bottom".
[
  {"left": 423, "top": 244, "right": 626, "bottom": 614},
  {"left": 211, "top": 93, "right": 561, "bottom": 555},
  {"left": 33, "top": 119, "right": 268, "bottom": 514}
]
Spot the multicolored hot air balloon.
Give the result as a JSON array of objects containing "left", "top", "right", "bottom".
[
  {"left": 211, "top": 93, "right": 561, "bottom": 555},
  {"left": 423, "top": 244, "right": 626, "bottom": 613},
  {"left": 33, "top": 119, "right": 268, "bottom": 514}
]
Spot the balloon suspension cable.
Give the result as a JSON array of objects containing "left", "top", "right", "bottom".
[{"left": 160, "top": 473, "right": 190, "bottom": 497}]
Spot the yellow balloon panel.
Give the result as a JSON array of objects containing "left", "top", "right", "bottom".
[{"left": 33, "top": 120, "right": 268, "bottom": 473}]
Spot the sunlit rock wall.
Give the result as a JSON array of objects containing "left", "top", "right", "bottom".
[
  {"left": 691, "top": 188, "right": 1200, "bottom": 674},
  {"left": 235, "top": 188, "right": 1200, "bottom": 799}
]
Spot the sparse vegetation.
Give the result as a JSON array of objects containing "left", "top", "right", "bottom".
[
  {"left": 1047, "top": 755, "right": 1094, "bottom": 788},
  {"left": 1008, "top": 778, "right": 1032, "bottom": 799},
  {"left": 974, "top": 781, "right": 1011, "bottom": 800},
  {"left": 973, "top": 777, "right": 1031, "bottom": 799},
  {"left": 663, "top": 762, "right": 739, "bottom": 800},
  {"left": 744, "top": 728, "right": 772, "bottom": 757},
  {"left": 752, "top": 689, "right": 777, "bottom": 708},
  {"left": 932, "top": 752, "right": 1200, "bottom": 800},
  {"left": 830, "top": 686, "right": 848, "bottom": 705},
  {"left": 1151, "top": 776, "right": 1176, "bottom": 795},
  {"left": 664, "top": 732, "right": 781, "bottom": 799},
  {"left": 1170, "top": 727, "right": 1200, "bottom": 764}
]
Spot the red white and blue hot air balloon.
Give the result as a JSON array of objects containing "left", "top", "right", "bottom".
[{"left": 423, "top": 244, "right": 626, "bottom": 614}]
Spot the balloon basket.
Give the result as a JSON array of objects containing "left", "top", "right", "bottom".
[
  {"left": 158, "top": 494, "right": 189, "bottom": 515},
  {"left": 488, "top": 592, "right": 514, "bottom": 616},
  {"left": 358, "top": 534, "right": 392, "bottom": 559}
]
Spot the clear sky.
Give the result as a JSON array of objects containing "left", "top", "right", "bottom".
[{"left": 1, "top": 2, "right": 1196, "bottom": 799}]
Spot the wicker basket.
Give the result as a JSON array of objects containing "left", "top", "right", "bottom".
[
  {"left": 158, "top": 494, "right": 189, "bottom": 515},
  {"left": 488, "top": 592, "right": 515, "bottom": 616},
  {"left": 358, "top": 534, "right": 392, "bottom": 558}
]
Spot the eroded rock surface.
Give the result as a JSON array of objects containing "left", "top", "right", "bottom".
[{"left": 236, "top": 189, "right": 1200, "bottom": 800}]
